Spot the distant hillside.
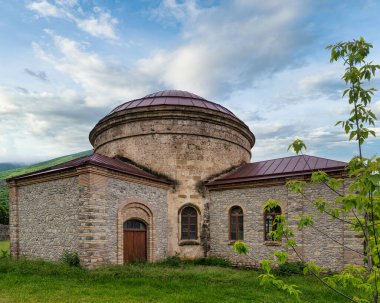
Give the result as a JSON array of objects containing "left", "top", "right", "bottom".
[
  {"left": 0, "top": 150, "right": 93, "bottom": 180},
  {"left": 0, "top": 150, "right": 93, "bottom": 222},
  {"left": 0, "top": 163, "right": 23, "bottom": 172}
]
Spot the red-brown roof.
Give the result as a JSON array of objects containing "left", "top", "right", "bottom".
[
  {"left": 9, "top": 153, "right": 171, "bottom": 185},
  {"left": 206, "top": 155, "right": 347, "bottom": 186},
  {"left": 100, "top": 90, "right": 238, "bottom": 122}
]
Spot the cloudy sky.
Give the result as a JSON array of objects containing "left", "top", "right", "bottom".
[{"left": 0, "top": 0, "right": 380, "bottom": 164}]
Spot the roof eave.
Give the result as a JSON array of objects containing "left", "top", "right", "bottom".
[{"left": 206, "top": 166, "right": 347, "bottom": 187}]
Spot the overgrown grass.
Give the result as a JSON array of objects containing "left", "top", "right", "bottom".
[
  {"left": 0, "top": 258, "right": 357, "bottom": 302},
  {"left": 0, "top": 240, "right": 9, "bottom": 253}
]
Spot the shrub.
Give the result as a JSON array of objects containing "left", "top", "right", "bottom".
[
  {"left": 276, "top": 261, "right": 306, "bottom": 276},
  {"left": 191, "top": 257, "right": 231, "bottom": 267},
  {"left": 0, "top": 249, "right": 9, "bottom": 259},
  {"left": 60, "top": 251, "right": 80, "bottom": 267},
  {"left": 160, "top": 254, "right": 182, "bottom": 267}
]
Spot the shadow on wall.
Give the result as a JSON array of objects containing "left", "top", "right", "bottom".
[{"left": 0, "top": 224, "right": 9, "bottom": 241}]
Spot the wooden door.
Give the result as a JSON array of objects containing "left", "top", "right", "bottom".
[{"left": 123, "top": 220, "right": 147, "bottom": 263}]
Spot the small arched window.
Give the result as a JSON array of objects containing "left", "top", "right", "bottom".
[
  {"left": 264, "top": 206, "right": 282, "bottom": 241},
  {"left": 181, "top": 206, "right": 197, "bottom": 240},
  {"left": 230, "top": 206, "right": 243, "bottom": 241}
]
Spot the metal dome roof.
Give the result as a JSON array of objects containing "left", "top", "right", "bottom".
[{"left": 103, "top": 90, "right": 238, "bottom": 119}]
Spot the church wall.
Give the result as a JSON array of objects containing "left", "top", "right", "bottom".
[
  {"left": 90, "top": 104, "right": 254, "bottom": 261},
  {"left": 16, "top": 177, "right": 79, "bottom": 260},
  {"left": 208, "top": 180, "right": 362, "bottom": 271},
  {"left": 77, "top": 168, "right": 168, "bottom": 268},
  {"left": 106, "top": 176, "right": 168, "bottom": 263}
]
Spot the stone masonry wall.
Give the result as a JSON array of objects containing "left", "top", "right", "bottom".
[
  {"left": 0, "top": 224, "right": 9, "bottom": 241},
  {"left": 208, "top": 180, "right": 362, "bottom": 271},
  {"left": 106, "top": 176, "right": 168, "bottom": 263},
  {"left": 77, "top": 168, "right": 168, "bottom": 268},
  {"left": 16, "top": 177, "right": 79, "bottom": 260},
  {"left": 92, "top": 107, "right": 254, "bottom": 259}
]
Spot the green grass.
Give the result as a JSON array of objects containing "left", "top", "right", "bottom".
[
  {"left": 0, "top": 259, "right": 358, "bottom": 303},
  {"left": 0, "top": 240, "right": 9, "bottom": 253}
]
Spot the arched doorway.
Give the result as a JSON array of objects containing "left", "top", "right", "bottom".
[{"left": 123, "top": 219, "right": 147, "bottom": 263}]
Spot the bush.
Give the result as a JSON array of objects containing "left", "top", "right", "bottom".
[
  {"left": 160, "top": 255, "right": 232, "bottom": 268},
  {"left": 160, "top": 254, "right": 182, "bottom": 267},
  {"left": 191, "top": 257, "right": 231, "bottom": 267},
  {"left": 276, "top": 262, "right": 306, "bottom": 276},
  {"left": 0, "top": 249, "right": 9, "bottom": 259},
  {"left": 60, "top": 251, "right": 80, "bottom": 267}
]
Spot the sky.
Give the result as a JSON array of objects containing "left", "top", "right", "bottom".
[{"left": 0, "top": 0, "right": 380, "bottom": 164}]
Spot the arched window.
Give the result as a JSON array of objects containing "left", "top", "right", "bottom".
[
  {"left": 230, "top": 206, "right": 243, "bottom": 241},
  {"left": 264, "top": 206, "right": 282, "bottom": 241},
  {"left": 181, "top": 206, "right": 197, "bottom": 240}
]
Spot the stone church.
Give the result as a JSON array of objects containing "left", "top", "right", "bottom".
[{"left": 7, "top": 90, "right": 361, "bottom": 270}]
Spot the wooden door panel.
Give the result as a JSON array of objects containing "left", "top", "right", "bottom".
[{"left": 124, "top": 230, "right": 147, "bottom": 263}]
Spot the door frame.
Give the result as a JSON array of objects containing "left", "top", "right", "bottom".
[
  {"left": 117, "top": 201, "right": 154, "bottom": 264},
  {"left": 123, "top": 219, "right": 148, "bottom": 263}
]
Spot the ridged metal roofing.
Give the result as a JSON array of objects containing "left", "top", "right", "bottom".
[
  {"left": 103, "top": 90, "right": 237, "bottom": 120},
  {"left": 9, "top": 153, "right": 171, "bottom": 184},
  {"left": 207, "top": 155, "right": 347, "bottom": 186}
]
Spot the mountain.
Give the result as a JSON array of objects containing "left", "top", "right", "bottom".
[
  {"left": 0, "top": 150, "right": 93, "bottom": 180},
  {"left": 0, "top": 150, "right": 93, "bottom": 215},
  {"left": 0, "top": 163, "right": 23, "bottom": 172}
]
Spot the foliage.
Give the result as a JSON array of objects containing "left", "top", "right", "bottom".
[
  {"left": 0, "top": 258, "right": 357, "bottom": 302},
  {"left": 190, "top": 256, "right": 231, "bottom": 267},
  {"left": 276, "top": 262, "right": 307, "bottom": 276},
  {"left": 0, "top": 181, "right": 9, "bottom": 224},
  {"left": 160, "top": 253, "right": 182, "bottom": 267},
  {"left": 160, "top": 254, "right": 232, "bottom": 267},
  {"left": 232, "top": 241, "right": 249, "bottom": 255},
  {"left": 60, "top": 250, "right": 80, "bottom": 267},
  {"left": 233, "top": 38, "right": 380, "bottom": 303}
]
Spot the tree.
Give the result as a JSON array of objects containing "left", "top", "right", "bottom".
[{"left": 234, "top": 38, "right": 380, "bottom": 303}]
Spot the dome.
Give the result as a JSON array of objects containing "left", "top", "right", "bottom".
[{"left": 100, "top": 90, "right": 238, "bottom": 123}]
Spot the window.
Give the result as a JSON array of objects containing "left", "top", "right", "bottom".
[
  {"left": 181, "top": 206, "right": 197, "bottom": 240},
  {"left": 124, "top": 219, "right": 146, "bottom": 230},
  {"left": 230, "top": 206, "right": 243, "bottom": 241},
  {"left": 264, "top": 206, "right": 282, "bottom": 241}
]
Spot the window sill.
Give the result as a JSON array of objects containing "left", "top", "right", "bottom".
[
  {"left": 179, "top": 240, "right": 200, "bottom": 246},
  {"left": 264, "top": 241, "right": 281, "bottom": 246}
]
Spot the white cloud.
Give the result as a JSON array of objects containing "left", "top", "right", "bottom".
[
  {"left": 26, "top": 0, "right": 62, "bottom": 17},
  {"left": 373, "top": 100, "right": 380, "bottom": 116},
  {"left": 150, "top": 0, "right": 199, "bottom": 25},
  {"left": 76, "top": 8, "right": 118, "bottom": 40},
  {"left": 0, "top": 86, "right": 101, "bottom": 163},
  {"left": 140, "top": 0, "right": 310, "bottom": 98},
  {"left": 33, "top": 34, "right": 150, "bottom": 106},
  {"left": 26, "top": 1, "right": 118, "bottom": 40}
]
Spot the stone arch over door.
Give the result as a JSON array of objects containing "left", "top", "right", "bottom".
[{"left": 117, "top": 201, "right": 154, "bottom": 264}]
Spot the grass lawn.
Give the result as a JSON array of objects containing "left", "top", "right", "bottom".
[
  {"left": 0, "top": 258, "right": 359, "bottom": 303},
  {"left": 0, "top": 240, "right": 9, "bottom": 253}
]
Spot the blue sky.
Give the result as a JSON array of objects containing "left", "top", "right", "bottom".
[{"left": 0, "top": 0, "right": 379, "bottom": 164}]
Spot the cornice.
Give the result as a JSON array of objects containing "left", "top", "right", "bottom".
[{"left": 7, "top": 164, "right": 171, "bottom": 190}]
